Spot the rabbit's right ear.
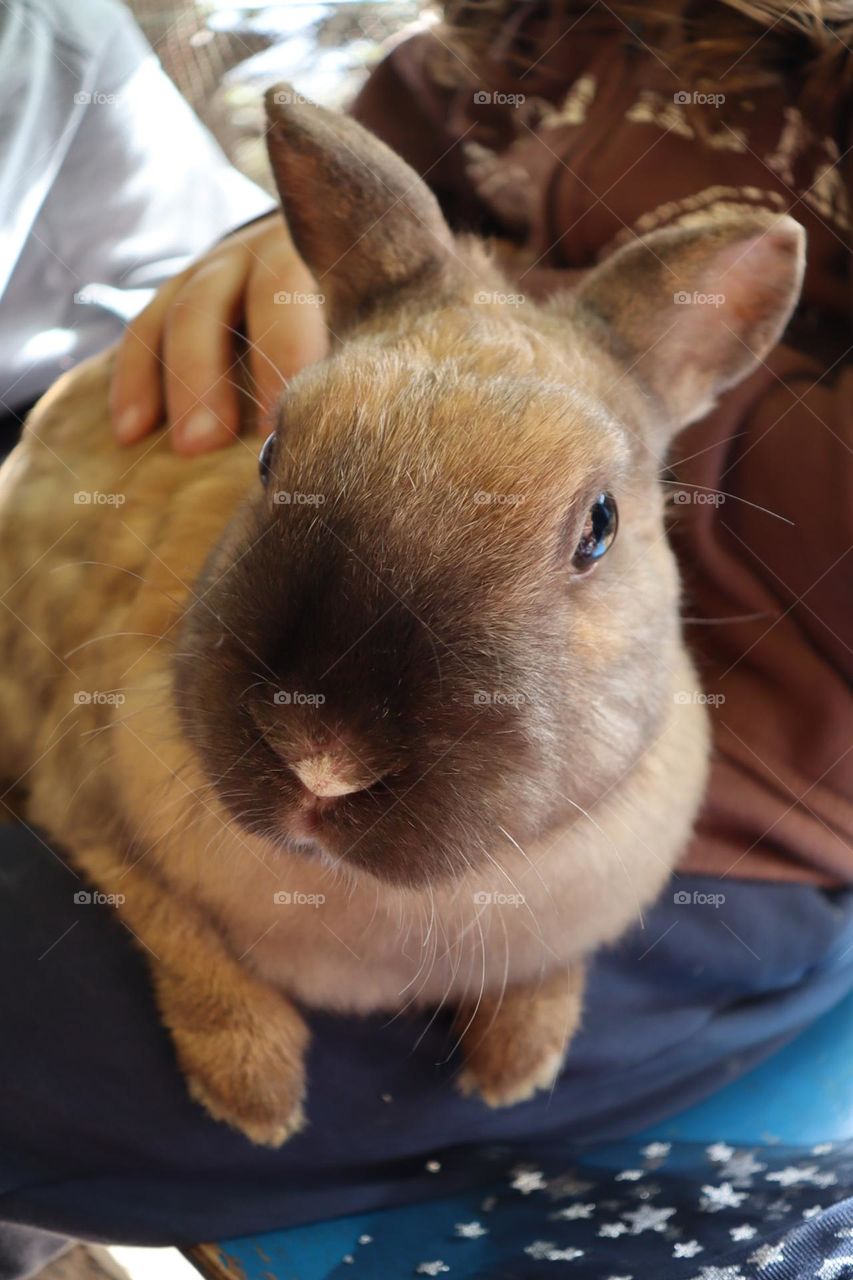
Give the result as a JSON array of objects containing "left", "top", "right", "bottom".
[{"left": 265, "top": 88, "right": 456, "bottom": 335}]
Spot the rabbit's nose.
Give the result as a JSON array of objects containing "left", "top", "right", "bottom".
[{"left": 290, "top": 751, "right": 381, "bottom": 799}]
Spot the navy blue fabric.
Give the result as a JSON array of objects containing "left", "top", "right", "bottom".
[{"left": 1, "top": 821, "right": 852, "bottom": 1259}]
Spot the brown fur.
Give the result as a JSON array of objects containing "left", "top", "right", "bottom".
[{"left": 0, "top": 92, "right": 804, "bottom": 1145}]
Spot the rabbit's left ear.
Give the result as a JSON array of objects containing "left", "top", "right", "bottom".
[
  {"left": 570, "top": 211, "right": 805, "bottom": 440},
  {"left": 265, "top": 87, "right": 456, "bottom": 335}
]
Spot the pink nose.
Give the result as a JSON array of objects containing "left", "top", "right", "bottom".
[{"left": 290, "top": 751, "right": 377, "bottom": 798}]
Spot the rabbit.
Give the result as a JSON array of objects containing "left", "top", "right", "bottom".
[{"left": 0, "top": 88, "right": 804, "bottom": 1147}]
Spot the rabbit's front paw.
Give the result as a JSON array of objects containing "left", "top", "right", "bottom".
[
  {"left": 168, "top": 986, "right": 309, "bottom": 1147},
  {"left": 456, "top": 967, "right": 584, "bottom": 1108},
  {"left": 458, "top": 1038, "right": 566, "bottom": 1108}
]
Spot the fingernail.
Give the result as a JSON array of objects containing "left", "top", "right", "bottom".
[
  {"left": 179, "top": 409, "right": 226, "bottom": 451},
  {"left": 114, "top": 405, "right": 142, "bottom": 443}
]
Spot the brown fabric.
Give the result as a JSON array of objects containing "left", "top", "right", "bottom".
[{"left": 352, "top": 16, "right": 853, "bottom": 886}]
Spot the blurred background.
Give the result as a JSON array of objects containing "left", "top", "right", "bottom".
[{"left": 129, "top": 0, "right": 434, "bottom": 188}]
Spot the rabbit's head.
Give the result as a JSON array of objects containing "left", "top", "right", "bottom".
[{"left": 174, "top": 90, "right": 803, "bottom": 887}]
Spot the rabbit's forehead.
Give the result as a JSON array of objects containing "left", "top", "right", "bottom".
[{"left": 284, "top": 355, "right": 634, "bottom": 494}]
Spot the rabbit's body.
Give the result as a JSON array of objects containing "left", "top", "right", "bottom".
[
  {"left": 0, "top": 328, "right": 705, "bottom": 1017},
  {"left": 0, "top": 93, "right": 803, "bottom": 1144}
]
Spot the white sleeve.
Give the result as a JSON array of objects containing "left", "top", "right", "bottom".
[{"left": 0, "top": 0, "right": 275, "bottom": 411}]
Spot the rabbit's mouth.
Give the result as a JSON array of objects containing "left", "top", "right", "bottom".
[{"left": 275, "top": 772, "right": 402, "bottom": 857}]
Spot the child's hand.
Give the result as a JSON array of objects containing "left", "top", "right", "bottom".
[{"left": 110, "top": 213, "right": 328, "bottom": 454}]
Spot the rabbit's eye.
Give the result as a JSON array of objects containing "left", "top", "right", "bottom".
[
  {"left": 572, "top": 492, "right": 618, "bottom": 571},
  {"left": 258, "top": 432, "right": 276, "bottom": 486}
]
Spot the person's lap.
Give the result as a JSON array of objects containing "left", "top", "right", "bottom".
[{"left": 1, "top": 819, "right": 852, "bottom": 1258}]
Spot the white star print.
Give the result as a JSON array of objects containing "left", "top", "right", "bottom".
[
  {"left": 766, "top": 1164, "right": 837, "bottom": 1188},
  {"left": 524, "top": 1241, "right": 584, "bottom": 1261},
  {"left": 599, "top": 1222, "right": 629, "bottom": 1238},
  {"left": 687, "top": 1267, "right": 747, "bottom": 1280},
  {"left": 512, "top": 1170, "right": 546, "bottom": 1194},
  {"left": 641, "top": 1142, "right": 672, "bottom": 1160},
  {"left": 623, "top": 1205, "right": 676, "bottom": 1234},
  {"left": 729, "top": 1225, "right": 757, "bottom": 1241},
  {"left": 674, "top": 1241, "right": 703, "bottom": 1258},
  {"left": 706, "top": 1143, "right": 735, "bottom": 1163},
  {"left": 551, "top": 1203, "right": 595, "bottom": 1221},
  {"left": 700, "top": 1182, "right": 747, "bottom": 1212},
  {"left": 615, "top": 1169, "right": 644, "bottom": 1181},
  {"left": 816, "top": 1259, "right": 853, "bottom": 1279},
  {"left": 749, "top": 1243, "right": 785, "bottom": 1268},
  {"left": 525, "top": 1241, "right": 558, "bottom": 1260},
  {"left": 455, "top": 1221, "right": 487, "bottom": 1238},
  {"left": 718, "top": 1152, "right": 767, "bottom": 1184}
]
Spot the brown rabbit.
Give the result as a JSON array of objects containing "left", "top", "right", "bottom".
[{"left": 0, "top": 90, "right": 804, "bottom": 1147}]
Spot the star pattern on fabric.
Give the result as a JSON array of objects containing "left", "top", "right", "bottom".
[
  {"left": 524, "top": 1240, "right": 585, "bottom": 1261},
  {"left": 686, "top": 1267, "right": 748, "bottom": 1280},
  {"left": 386, "top": 1138, "right": 852, "bottom": 1278},
  {"left": 674, "top": 1240, "right": 704, "bottom": 1258},
  {"left": 718, "top": 1152, "right": 767, "bottom": 1185},
  {"left": 707, "top": 1143, "right": 735, "bottom": 1163},
  {"left": 816, "top": 1260, "right": 853, "bottom": 1280},
  {"left": 512, "top": 1169, "right": 547, "bottom": 1194},
  {"left": 641, "top": 1143, "right": 672, "bottom": 1160},
  {"left": 623, "top": 1205, "right": 677, "bottom": 1234},
  {"left": 749, "top": 1242, "right": 786, "bottom": 1268},
  {"left": 551, "top": 1203, "right": 595, "bottom": 1220},
  {"left": 766, "top": 1163, "right": 838, "bottom": 1188},
  {"left": 700, "top": 1182, "right": 748, "bottom": 1212}
]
